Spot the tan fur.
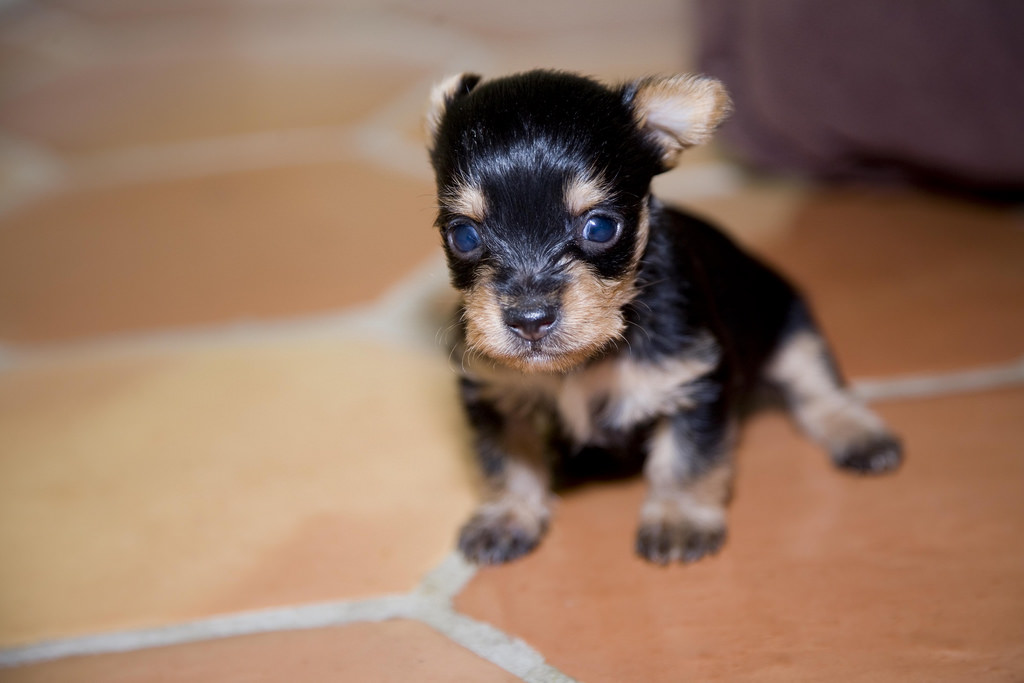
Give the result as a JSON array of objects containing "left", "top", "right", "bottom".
[
  {"left": 557, "top": 331, "right": 719, "bottom": 443},
  {"left": 550, "top": 359, "right": 614, "bottom": 443},
  {"left": 607, "top": 345, "right": 717, "bottom": 429},
  {"left": 641, "top": 419, "right": 732, "bottom": 533},
  {"left": 462, "top": 265, "right": 519, "bottom": 364},
  {"left": 461, "top": 258, "right": 637, "bottom": 374},
  {"left": 426, "top": 72, "right": 474, "bottom": 143},
  {"left": 460, "top": 355, "right": 560, "bottom": 418},
  {"left": 440, "top": 181, "right": 487, "bottom": 222},
  {"left": 468, "top": 414, "right": 551, "bottom": 540},
  {"left": 632, "top": 75, "right": 732, "bottom": 168},
  {"left": 767, "top": 331, "right": 887, "bottom": 453},
  {"left": 461, "top": 329, "right": 719, "bottom": 447},
  {"left": 555, "top": 260, "right": 634, "bottom": 359},
  {"left": 467, "top": 496, "right": 548, "bottom": 541},
  {"left": 687, "top": 460, "right": 734, "bottom": 508},
  {"left": 632, "top": 199, "right": 651, "bottom": 271},
  {"left": 494, "top": 413, "right": 550, "bottom": 498},
  {"left": 563, "top": 172, "right": 613, "bottom": 215}
]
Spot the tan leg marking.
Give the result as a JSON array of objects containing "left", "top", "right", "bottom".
[
  {"left": 767, "top": 331, "right": 887, "bottom": 454},
  {"left": 637, "top": 418, "right": 732, "bottom": 564},
  {"left": 458, "top": 413, "right": 551, "bottom": 564}
]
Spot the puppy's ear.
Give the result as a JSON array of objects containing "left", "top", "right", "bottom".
[
  {"left": 425, "top": 72, "right": 482, "bottom": 145},
  {"left": 627, "top": 75, "right": 732, "bottom": 170}
]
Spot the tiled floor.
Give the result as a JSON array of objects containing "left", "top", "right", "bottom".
[{"left": 1, "top": 2, "right": 1023, "bottom": 681}]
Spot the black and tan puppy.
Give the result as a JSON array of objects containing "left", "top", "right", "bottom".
[{"left": 425, "top": 70, "right": 902, "bottom": 565}]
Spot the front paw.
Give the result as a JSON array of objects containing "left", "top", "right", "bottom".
[
  {"left": 834, "top": 434, "right": 903, "bottom": 474},
  {"left": 636, "top": 501, "right": 727, "bottom": 565},
  {"left": 458, "top": 501, "right": 548, "bottom": 565}
]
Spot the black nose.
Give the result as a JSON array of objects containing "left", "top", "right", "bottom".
[{"left": 503, "top": 306, "right": 558, "bottom": 342}]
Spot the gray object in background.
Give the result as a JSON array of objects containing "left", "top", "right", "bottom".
[{"left": 697, "top": 0, "right": 1024, "bottom": 196}]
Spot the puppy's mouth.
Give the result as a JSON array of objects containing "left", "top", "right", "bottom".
[
  {"left": 501, "top": 306, "right": 567, "bottom": 369},
  {"left": 472, "top": 305, "right": 608, "bottom": 374},
  {"left": 504, "top": 329, "right": 585, "bottom": 373},
  {"left": 461, "top": 271, "right": 632, "bottom": 374}
]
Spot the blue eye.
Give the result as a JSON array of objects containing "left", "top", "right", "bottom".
[
  {"left": 581, "top": 215, "right": 619, "bottom": 244},
  {"left": 450, "top": 223, "right": 481, "bottom": 253}
]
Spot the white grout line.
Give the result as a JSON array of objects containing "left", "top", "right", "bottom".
[
  {"left": 52, "top": 126, "right": 417, "bottom": 198},
  {"left": 852, "top": 356, "right": 1024, "bottom": 403},
  {"left": 0, "top": 552, "right": 579, "bottom": 681},
  {"left": 523, "top": 666, "right": 582, "bottom": 683},
  {"left": 0, "top": 255, "right": 455, "bottom": 371},
  {"left": 0, "top": 595, "right": 412, "bottom": 669},
  {"left": 0, "top": 126, "right": 384, "bottom": 222},
  {"left": 411, "top": 555, "right": 578, "bottom": 681},
  {"left": 414, "top": 550, "right": 480, "bottom": 603},
  {"left": 414, "top": 608, "right": 577, "bottom": 682},
  {"left": 0, "top": 134, "right": 67, "bottom": 217}
]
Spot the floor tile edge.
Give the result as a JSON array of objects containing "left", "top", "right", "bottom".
[
  {"left": 0, "top": 595, "right": 411, "bottom": 669},
  {"left": 853, "top": 356, "right": 1024, "bottom": 403}
]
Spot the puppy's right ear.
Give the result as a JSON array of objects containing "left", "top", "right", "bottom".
[{"left": 425, "top": 73, "right": 482, "bottom": 146}]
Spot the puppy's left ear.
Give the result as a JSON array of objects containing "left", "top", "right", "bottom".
[
  {"left": 626, "top": 75, "right": 732, "bottom": 170},
  {"left": 425, "top": 72, "right": 482, "bottom": 147}
]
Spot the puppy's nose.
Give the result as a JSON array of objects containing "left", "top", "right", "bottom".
[{"left": 503, "top": 306, "right": 558, "bottom": 342}]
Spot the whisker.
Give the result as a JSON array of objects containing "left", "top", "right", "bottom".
[
  {"left": 626, "top": 298, "right": 653, "bottom": 315},
  {"left": 633, "top": 276, "right": 670, "bottom": 293},
  {"left": 624, "top": 319, "right": 653, "bottom": 345}
]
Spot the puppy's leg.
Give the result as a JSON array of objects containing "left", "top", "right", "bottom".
[
  {"left": 767, "top": 311, "right": 902, "bottom": 474},
  {"left": 636, "top": 405, "right": 734, "bottom": 565},
  {"left": 457, "top": 380, "right": 551, "bottom": 564}
]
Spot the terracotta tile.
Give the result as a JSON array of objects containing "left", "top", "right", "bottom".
[
  {"left": 395, "top": 4, "right": 694, "bottom": 86},
  {"left": 41, "top": 0, "right": 248, "bottom": 21},
  {"left": 0, "top": 341, "right": 474, "bottom": 645},
  {"left": 0, "top": 620, "right": 520, "bottom": 682},
  {"left": 0, "top": 162, "right": 439, "bottom": 343},
  {"left": 0, "top": 42, "right": 71, "bottom": 102},
  {"left": 0, "top": 57, "right": 426, "bottom": 155},
  {"left": 756, "top": 189, "right": 1024, "bottom": 376},
  {"left": 397, "top": 0, "right": 684, "bottom": 42},
  {"left": 456, "top": 388, "right": 1024, "bottom": 682},
  {"left": 477, "top": 26, "right": 694, "bottom": 82}
]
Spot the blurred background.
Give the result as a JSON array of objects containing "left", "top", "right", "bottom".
[
  {"left": 0, "top": 0, "right": 715, "bottom": 345},
  {"left": 0, "top": 0, "right": 1021, "bottom": 345},
  {"left": 1, "top": 1, "right": 1023, "bottom": 681}
]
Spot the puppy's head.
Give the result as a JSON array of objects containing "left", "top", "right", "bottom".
[{"left": 426, "top": 70, "right": 730, "bottom": 373}]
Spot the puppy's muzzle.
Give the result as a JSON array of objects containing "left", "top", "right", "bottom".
[{"left": 502, "top": 304, "right": 558, "bottom": 342}]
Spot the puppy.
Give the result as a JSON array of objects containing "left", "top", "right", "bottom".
[{"left": 425, "top": 70, "right": 902, "bottom": 565}]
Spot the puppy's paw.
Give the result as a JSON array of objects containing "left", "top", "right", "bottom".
[
  {"left": 458, "top": 500, "right": 548, "bottom": 565},
  {"left": 635, "top": 501, "right": 727, "bottom": 565},
  {"left": 834, "top": 434, "right": 903, "bottom": 475}
]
